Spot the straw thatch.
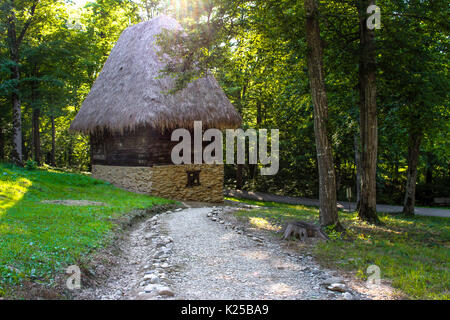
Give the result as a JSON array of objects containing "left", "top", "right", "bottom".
[{"left": 70, "top": 15, "right": 241, "bottom": 134}]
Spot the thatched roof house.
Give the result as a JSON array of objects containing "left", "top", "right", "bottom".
[
  {"left": 70, "top": 15, "right": 241, "bottom": 133},
  {"left": 70, "top": 15, "right": 241, "bottom": 203}
]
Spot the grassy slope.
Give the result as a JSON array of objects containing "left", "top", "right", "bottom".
[
  {"left": 226, "top": 197, "right": 450, "bottom": 300},
  {"left": 0, "top": 164, "right": 173, "bottom": 296}
]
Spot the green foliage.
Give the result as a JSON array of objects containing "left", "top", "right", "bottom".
[
  {"left": 155, "top": 0, "right": 448, "bottom": 204},
  {"left": 24, "top": 159, "right": 38, "bottom": 170},
  {"left": 0, "top": 0, "right": 141, "bottom": 171},
  {"left": 0, "top": 0, "right": 447, "bottom": 203},
  {"left": 0, "top": 0, "right": 447, "bottom": 299},
  {"left": 0, "top": 163, "right": 173, "bottom": 296}
]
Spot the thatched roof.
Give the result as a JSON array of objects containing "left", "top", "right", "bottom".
[{"left": 70, "top": 15, "right": 241, "bottom": 134}]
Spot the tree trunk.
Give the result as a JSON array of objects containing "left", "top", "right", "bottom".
[
  {"left": 7, "top": 10, "right": 21, "bottom": 166},
  {"left": 31, "top": 62, "right": 40, "bottom": 164},
  {"left": 393, "top": 156, "right": 399, "bottom": 185},
  {"left": 256, "top": 100, "right": 262, "bottom": 128},
  {"left": 425, "top": 153, "right": 433, "bottom": 184},
  {"left": 354, "top": 133, "right": 362, "bottom": 210},
  {"left": 403, "top": 130, "right": 423, "bottom": 216},
  {"left": 335, "top": 154, "right": 341, "bottom": 195},
  {"left": 51, "top": 115, "right": 56, "bottom": 167},
  {"left": 425, "top": 167, "right": 432, "bottom": 184},
  {"left": 144, "top": 0, "right": 150, "bottom": 20},
  {"left": 304, "top": 0, "right": 341, "bottom": 229},
  {"left": 10, "top": 58, "right": 23, "bottom": 165},
  {"left": 32, "top": 107, "right": 40, "bottom": 164},
  {"left": 67, "top": 138, "right": 73, "bottom": 166},
  {"left": 236, "top": 164, "right": 243, "bottom": 190},
  {"left": 358, "top": 0, "right": 379, "bottom": 224},
  {"left": 0, "top": 126, "right": 4, "bottom": 161},
  {"left": 6, "top": 1, "right": 39, "bottom": 166}
]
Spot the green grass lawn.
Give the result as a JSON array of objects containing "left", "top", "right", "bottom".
[
  {"left": 226, "top": 197, "right": 450, "bottom": 300},
  {"left": 0, "top": 163, "right": 173, "bottom": 297}
]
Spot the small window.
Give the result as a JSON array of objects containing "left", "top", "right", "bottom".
[{"left": 186, "top": 170, "right": 201, "bottom": 187}]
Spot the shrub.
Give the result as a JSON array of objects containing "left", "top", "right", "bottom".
[{"left": 24, "top": 160, "right": 38, "bottom": 171}]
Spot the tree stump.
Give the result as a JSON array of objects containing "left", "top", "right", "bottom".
[{"left": 282, "top": 221, "right": 329, "bottom": 241}]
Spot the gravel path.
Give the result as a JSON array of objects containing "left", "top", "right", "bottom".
[
  {"left": 75, "top": 206, "right": 395, "bottom": 300},
  {"left": 160, "top": 207, "right": 356, "bottom": 300}
]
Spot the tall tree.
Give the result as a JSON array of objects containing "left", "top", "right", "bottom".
[
  {"left": 2, "top": 0, "right": 40, "bottom": 165},
  {"left": 357, "top": 0, "right": 379, "bottom": 223},
  {"left": 139, "top": 0, "right": 163, "bottom": 20},
  {"left": 156, "top": 0, "right": 344, "bottom": 228},
  {"left": 304, "top": 0, "right": 341, "bottom": 229},
  {"left": 377, "top": 0, "right": 449, "bottom": 215}
]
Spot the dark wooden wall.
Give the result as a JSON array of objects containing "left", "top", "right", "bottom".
[
  {"left": 90, "top": 125, "right": 213, "bottom": 167},
  {"left": 91, "top": 126, "right": 178, "bottom": 166}
]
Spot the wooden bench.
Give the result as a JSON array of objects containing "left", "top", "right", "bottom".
[{"left": 433, "top": 198, "right": 450, "bottom": 206}]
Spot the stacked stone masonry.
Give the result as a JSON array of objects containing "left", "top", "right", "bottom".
[{"left": 92, "top": 164, "right": 224, "bottom": 203}]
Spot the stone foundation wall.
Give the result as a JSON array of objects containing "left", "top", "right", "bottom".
[
  {"left": 91, "top": 164, "right": 223, "bottom": 203},
  {"left": 152, "top": 164, "right": 224, "bottom": 203},
  {"left": 92, "top": 165, "right": 153, "bottom": 194}
]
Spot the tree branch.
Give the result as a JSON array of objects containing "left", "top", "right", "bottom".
[{"left": 17, "top": 0, "right": 40, "bottom": 46}]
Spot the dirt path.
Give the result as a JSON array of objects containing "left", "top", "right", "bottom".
[
  {"left": 226, "top": 189, "right": 450, "bottom": 218},
  {"left": 75, "top": 206, "right": 396, "bottom": 300}
]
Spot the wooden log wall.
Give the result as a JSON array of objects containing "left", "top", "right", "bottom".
[
  {"left": 91, "top": 126, "right": 177, "bottom": 166},
  {"left": 90, "top": 125, "right": 212, "bottom": 167}
]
